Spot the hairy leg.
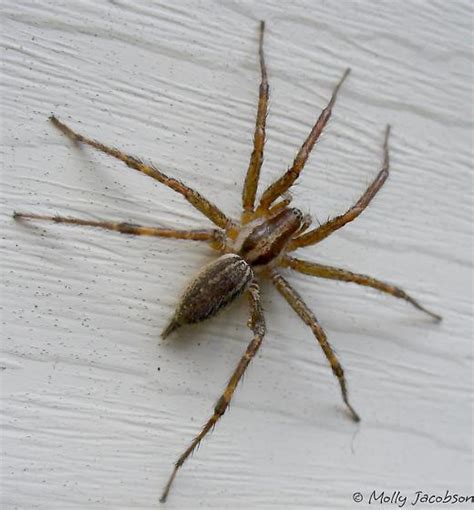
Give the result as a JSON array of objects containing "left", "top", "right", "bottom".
[
  {"left": 49, "top": 116, "right": 232, "bottom": 230},
  {"left": 281, "top": 256, "right": 441, "bottom": 321},
  {"left": 160, "top": 282, "right": 266, "bottom": 502},
  {"left": 271, "top": 271, "right": 360, "bottom": 422},
  {"left": 242, "top": 21, "right": 269, "bottom": 220},
  {"left": 13, "top": 212, "right": 222, "bottom": 245},
  {"left": 258, "top": 68, "right": 350, "bottom": 211},
  {"left": 289, "top": 125, "right": 390, "bottom": 250}
]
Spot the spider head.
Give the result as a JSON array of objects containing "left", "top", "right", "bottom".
[
  {"left": 290, "top": 207, "right": 312, "bottom": 232},
  {"left": 288, "top": 207, "right": 304, "bottom": 222},
  {"left": 239, "top": 207, "right": 307, "bottom": 266}
]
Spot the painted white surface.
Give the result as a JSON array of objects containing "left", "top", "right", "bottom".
[{"left": 2, "top": 1, "right": 472, "bottom": 509}]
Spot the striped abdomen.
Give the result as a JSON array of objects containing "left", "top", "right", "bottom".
[{"left": 162, "top": 254, "right": 253, "bottom": 337}]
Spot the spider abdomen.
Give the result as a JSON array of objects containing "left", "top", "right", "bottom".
[{"left": 162, "top": 254, "right": 253, "bottom": 338}]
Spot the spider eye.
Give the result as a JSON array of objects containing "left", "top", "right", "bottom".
[{"left": 291, "top": 208, "right": 304, "bottom": 221}]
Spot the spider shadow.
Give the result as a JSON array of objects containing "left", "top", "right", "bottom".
[
  {"left": 159, "top": 295, "right": 250, "bottom": 358},
  {"left": 51, "top": 123, "right": 157, "bottom": 218},
  {"left": 13, "top": 216, "right": 69, "bottom": 252}
]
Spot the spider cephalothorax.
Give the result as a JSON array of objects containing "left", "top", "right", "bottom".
[{"left": 14, "top": 21, "right": 440, "bottom": 503}]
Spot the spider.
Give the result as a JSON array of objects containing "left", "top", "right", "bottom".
[{"left": 14, "top": 21, "right": 441, "bottom": 503}]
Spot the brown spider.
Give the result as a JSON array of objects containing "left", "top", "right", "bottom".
[{"left": 14, "top": 21, "right": 441, "bottom": 503}]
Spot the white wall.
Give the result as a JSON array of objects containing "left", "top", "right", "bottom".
[{"left": 2, "top": 1, "right": 472, "bottom": 509}]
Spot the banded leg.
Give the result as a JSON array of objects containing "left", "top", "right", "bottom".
[
  {"left": 271, "top": 271, "right": 360, "bottom": 422},
  {"left": 281, "top": 256, "right": 441, "bottom": 321},
  {"left": 289, "top": 125, "right": 391, "bottom": 250},
  {"left": 13, "top": 212, "right": 222, "bottom": 245},
  {"left": 160, "top": 282, "right": 266, "bottom": 503},
  {"left": 258, "top": 68, "right": 350, "bottom": 211},
  {"left": 242, "top": 21, "right": 269, "bottom": 220},
  {"left": 49, "top": 116, "right": 232, "bottom": 230}
]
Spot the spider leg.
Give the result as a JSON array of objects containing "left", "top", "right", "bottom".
[
  {"left": 271, "top": 271, "right": 360, "bottom": 422},
  {"left": 13, "top": 212, "right": 222, "bottom": 246},
  {"left": 160, "top": 282, "right": 266, "bottom": 503},
  {"left": 267, "top": 194, "right": 293, "bottom": 217},
  {"left": 289, "top": 125, "right": 390, "bottom": 250},
  {"left": 242, "top": 21, "right": 269, "bottom": 220},
  {"left": 258, "top": 68, "right": 350, "bottom": 211},
  {"left": 49, "top": 116, "right": 232, "bottom": 230},
  {"left": 281, "top": 256, "right": 442, "bottom": 321}
]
